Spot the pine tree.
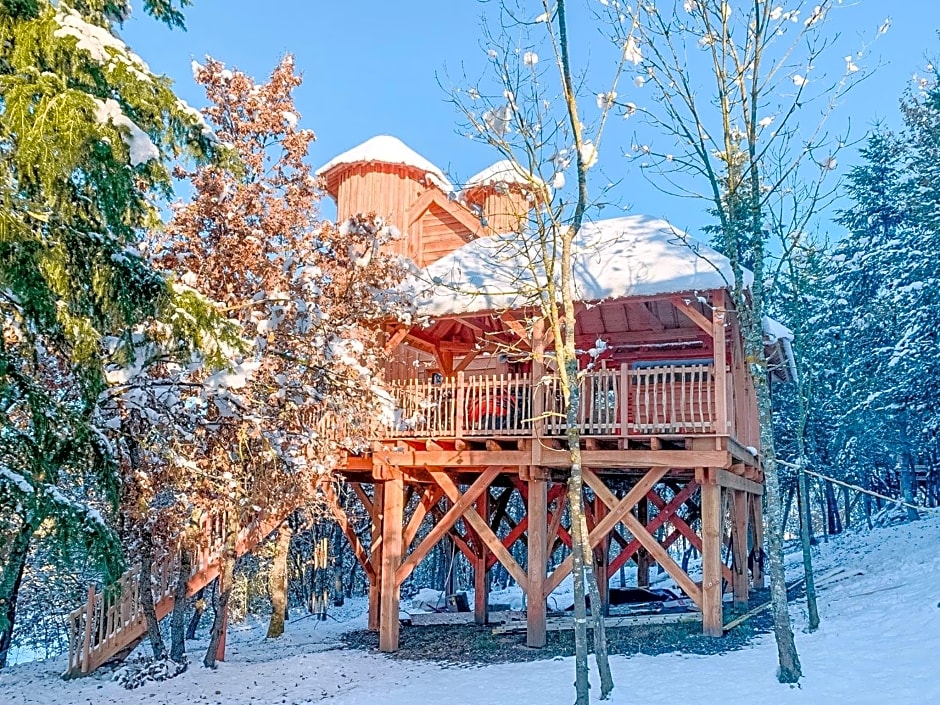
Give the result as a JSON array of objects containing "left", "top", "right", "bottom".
[{"left": 0, "top": 0, "right": 225, "bottom": 666}]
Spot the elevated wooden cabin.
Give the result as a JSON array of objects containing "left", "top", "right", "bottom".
[
  {"left": 63, "top": 136, "right": 794, "bottom": 677},
  {"left": 319, "top": 137, "right": 790, "bottom": 651}
]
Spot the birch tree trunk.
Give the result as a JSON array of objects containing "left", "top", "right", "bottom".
[
  {"left": 747, "top": 325, "right": 801, "bottom": 682},
  {"left": 556, "top": 0, "right": 613, "bottom": 698}
]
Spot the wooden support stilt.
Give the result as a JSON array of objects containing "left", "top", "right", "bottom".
[
  {"left": 593, "top": 494, "right": 610, "bottom": 614},
  {"left": 731, "top": 489, "right": 749, "bottom": 610},
  {"left": 749, "top": 492, "right": 765, "bottom": 589},
  {"left": 474, "top": 489, "right": 490, "bottom": 625},
  {"left": 379, "top": 474, "right": 404, "bottom": 652},
  {"left": 636, "top": 495, "right": 650, "bottom": 588},
  {"left": 526, "top": 473, "right": 547, "bottom": 648},
  {"left": 701, "top": 469, "right": 723, "bottom": 636},
  {"left": 368, "top": 482, "right": 385, "bottom": 632}
]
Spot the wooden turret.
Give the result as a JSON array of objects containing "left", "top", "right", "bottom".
[
  {"left": 316, "top": 135, "right": 454, "bottom": 261},
  {"left": 461, "top": 160, "right": 541, "bottom": 234}
]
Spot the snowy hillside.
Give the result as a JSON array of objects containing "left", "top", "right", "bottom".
[{"left": 2, "top": 515, "right": 938, "bottom": 705}]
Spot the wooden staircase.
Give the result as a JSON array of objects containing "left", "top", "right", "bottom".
[{"left": 63, "top": 509, "right": 285, "bottom": 677}]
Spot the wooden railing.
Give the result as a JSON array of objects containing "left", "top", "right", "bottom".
[
  {"left": 384, "top": 363, "right": 719, "bottom": 439},
  {"left": 64, "top": 509, "right": 282, "bottom": 677}
]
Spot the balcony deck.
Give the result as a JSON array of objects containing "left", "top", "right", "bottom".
[{"left": 384, "top": 362, "right": 737, "bottom": 440}]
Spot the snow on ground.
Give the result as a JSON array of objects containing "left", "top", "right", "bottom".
[{"left": 2, "top": 515, "right": 939, "bottom": 704}]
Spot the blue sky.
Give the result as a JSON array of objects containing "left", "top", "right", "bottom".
[{"left": 123, "top": 1, "right": 938, "bottom": 235}]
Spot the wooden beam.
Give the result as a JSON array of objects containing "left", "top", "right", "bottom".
[
  {"left": 672, "top": 297, "right": 714, "bottom": 335},
  {"left": 375, "top": 450, "right": 529, "bottom": 468},
  {"left": 323, "top": 484, "right": 376, "bottom": 580},
  {"left": 544, "top": 449, "right": 732, "bottom": 469},
  {"left": 545, "top": 467, "right": 669, "bottom": 596},
  {"left": 474, "top": 489, "right": 490, "bottom": 625},
  {"left": 379, "top": 474, "right": 404, "bottom": 652},
  {"left": 546, "top": 488, "right": 568, "bottom": 555},
  {"left": 453, "top": 350, "right": 480, "bottom": 374},
  {"left": 701, "top": 470, "right": 723, "bottom": 636},
  {"left": 732, "top": 489, "right": 749, "bottom": 610},
  {"left": 713, "top": 307, "right": 728, "bottom": 434},
  {"left": 395, "top": 467, "right": 499, "bottom": 584},
  {"left": 350, "top": 482, "right": 373, "bottom": 518},
  {"left": 368, "top": 482, "right": 384, "bottom": 632},
  {"left": 384, "top": 326, "right": 410, "bottom": 354},
  {"left": 403, "top": 485, "right": 445, "bottom": 550},
  {"left": 527, "top": 474, "right": 548, "bottom": 648},
  {"left": 715, "top": 468, "right": 763, "bottom": 495},
  {"left": 618, "top": 510, "right": 704, "bottom": 608},
  {"left": 429, "top": 471, "right": 529, "bottom": 591},
  {"left": 608, "top": 481, "right": 698, "bottom": 575}
]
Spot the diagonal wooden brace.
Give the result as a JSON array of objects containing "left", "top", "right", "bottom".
[
  {"left": 608, "top": 481, "right": 699, "bottom": 575},
  {"left": 323, "top": 483, "right": 376, "bottom": 581},
  {"left": 395, "top": 467, "right": 499, "bottom": 585},
  {"left": 543, "top": 467, "right": 669, "bottom": 597},
  {"left": 430, "top": 471, "right": 529, "bottom": 592}
]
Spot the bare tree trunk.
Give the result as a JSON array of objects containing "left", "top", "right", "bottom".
[
  {"left": 204, "top": 514, "right": 238, "bottom": 668},
  {"left": 817, "top": 482, "right": 828, "bottom": 543},
  {"left": 782, "top": 483, "right": 797, "bottom": 536},
  {"left": 139, "top": 530, "right": 166, "bottom": 660},
  {"left": 170, "top": 549, "right": 192, "bottom": 661},
  {"left": 0, "top": 522, "right": 32, "bottom": 669},
  {"left": 825, "top": 481, "right": 842, "bottom": 535},
  {"left": 565, "top": 453, "right": 591, "bottom": 705},
  {"left": 797, "top": 468, "right": 820, "bottom": 632},
  {"left": 842, "top": 485, "right": 852, "bottom": 529},
  {"left": 266, "top": 525, "right": 292, "bottom": 639},
  {"left": 555, "top": 0, "right": 613, "bottom": 697},
  {"left": 186, "top": 587, "right": 205, "bottom": 640},
  {"left": 750, "top": 352, "right": 801, "bottom": 682},
  {"left": 900, "top": 454, "right": 919, "bottom": 522}
]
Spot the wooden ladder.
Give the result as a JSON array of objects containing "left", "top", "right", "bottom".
[{"left": 63, "top": 508, "right": 287, "bottom": 677}]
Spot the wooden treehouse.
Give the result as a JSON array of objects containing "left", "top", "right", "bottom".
[
  {"left": 318, "top": 136, "right": 793, "bottom": 651},
  {"left": 64, "top": 135, "right": 793, "bottom": 675}
]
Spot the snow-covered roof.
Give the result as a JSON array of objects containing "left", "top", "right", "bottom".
[
  {"left": 463, "top": 160, "right": 544, "bottom": 192},
  {"left": 315, "top": 135, "right": 453, "bottom": 192},
  {"left": 762, "top": 316, "right": 798, "bottom": 382},
  {"left": 407, "top": 215, "right": 753, "bottom": 317}
]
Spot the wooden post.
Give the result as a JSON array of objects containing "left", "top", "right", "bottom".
[
  {"left": 619, "top": 362, "right": 630, "bottom": 438},
  {"left": 731, "top": 489, "right": 749, "bottom": 611},
  {"left": 593, "top": 494, "right": 610, "bottom": 615},
  {"left": 713, "top": 307, "right": 728, "bottom": 435},
  {"left": 749, "top": 493, "right": 765, "bottom": 589},
  {"left": 474, "top": 489, "right": 490, "bottom": 625},
  {"left": 636, "top": 495, "right": 650, "bottom": 588},
  {"left": 526, "top": 473, "right": 547, "bottom": 647},
  {"left": 701, "top": 470, "right": 723, "bottom": 636},
  {"left": 80, "top": 584, "right": 96, "bottom": 674},
  {"left": 455, "top": 371, "right": 465, "bottom": 440},
  {"left": 379, "top": 473, "right": 404, "bottom": 652},
  {"left": 368, "top": 482, "right": 385, "bottom": 631}
]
